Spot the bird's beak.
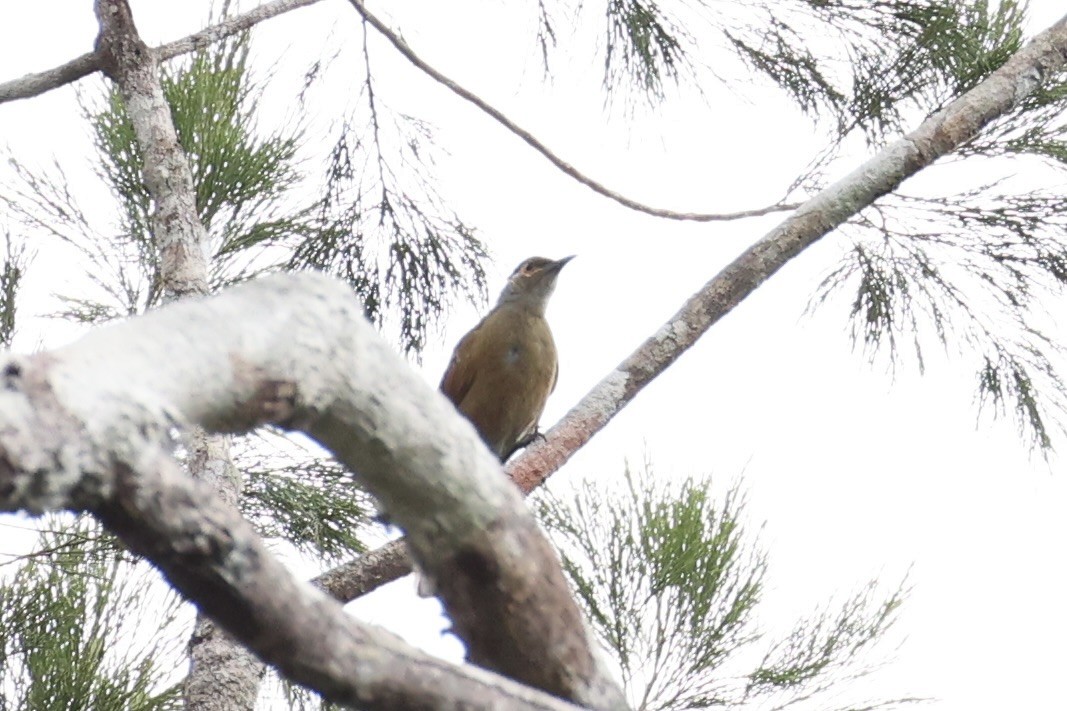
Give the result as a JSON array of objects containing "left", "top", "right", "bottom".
[{"left": 552, "top": 255, "right": 576, "bottom": 272}]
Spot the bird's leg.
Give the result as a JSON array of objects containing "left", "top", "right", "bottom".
[{"left": 511, "top": 426, "right": 547, "bottom": 453}]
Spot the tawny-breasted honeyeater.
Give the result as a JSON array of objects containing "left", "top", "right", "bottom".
[{"left": 440, "top": 255, "right": 573, "bottom": 462}]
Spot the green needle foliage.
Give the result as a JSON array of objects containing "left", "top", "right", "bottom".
[
  {"left": 586, "top": 0, "right": 1067, "bottom": 451},
  {"left": 2, "top": 21, "right": 481, "bottom": 705},
  {"left": 0, "top": 517, "right": 184, "bottom": 711},
  {"left": 746, "top": 581, "right": 908, "bottom": 703},
  {"left": 288, "top": 18, "right": 488, "bottom": 357},
  {"left": 86, "top": 35, "right": 308, "bottom": 312},
  {"left": 0, "top": 235, "right": 27, "bottom": 348},
  {"left": 813, "top": 186, "right": 1067, "bottom": 450},
  {"left": 1, "top": 0, "right": 1064, "bottom": 706},
  {"left": 532, "top": 1, "right": 1067, "bottom": 452},
  {"left": 605, "top": 0, "right": 690, "bottom": 101},
  {"left": 3, "top": 29, "right": 488, "bottom": 357},
  {"left": 237, "top": 433, "right": 375, "bottom": 561},
  {"left": 536, "top": 461, "right": 910, "bottom": 711},
  {"left": 544, "top": 0, "right": 1027, "bottom": 129}
]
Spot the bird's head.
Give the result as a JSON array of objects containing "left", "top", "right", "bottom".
[{"left": 497, "top": 255, "right": 575, "bottom": 312}]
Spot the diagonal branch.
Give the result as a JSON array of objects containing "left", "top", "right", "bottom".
[
  {"left": 155, "top": 0, "right": 323, "bottom": 64},
  {"left": 314, "top": 10, "right": 1067, "bottom": 603},
  {"left": 345, "top": 0, "right": 800, "bottom": 223},
  {"left": 313, "top": 537, "right": 411, "bottom": 599},
  {"left": 508, "top": 13, "right": 1067, "bottom": 490},
  {"left": 0, "top": 0, "right": 325, "bottom": 104},
  {"left": 0, "top": 273, "right": 626, "bottom": 710}
]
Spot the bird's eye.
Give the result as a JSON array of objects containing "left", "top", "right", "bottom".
[{"left": 521, "top": 262, "right": 536, "bottom": 275}]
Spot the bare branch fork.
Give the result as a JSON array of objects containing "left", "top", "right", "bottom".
[
  {"left": 0, "top": 0, "right": 327, "bottom": 103},
  {"left": 320, "top": 13, "right": 1067, "bottom": 601},
  {"left": 0, "top": 273, "right": 624, "bottom": 710}
]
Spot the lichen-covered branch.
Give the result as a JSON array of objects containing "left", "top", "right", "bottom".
[
  {"left": 0, "top": 273, "right": 625, "bottom": 710},
  {"left": 94, "top": 0, "right": 208, "bottom": 299},
  {"left": 93, "top": 4, "right": 289, "bottom": 708}
]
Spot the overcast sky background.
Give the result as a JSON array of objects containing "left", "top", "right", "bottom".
[{"left": 2, "top": 2, "right": 1067, "bottom": 709}]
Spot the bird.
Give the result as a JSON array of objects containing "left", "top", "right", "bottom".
[{"left": 440, "top": 255, "right": 574, "bottom": 462}]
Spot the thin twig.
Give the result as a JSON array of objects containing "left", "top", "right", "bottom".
[
  {"left": 346, "top": 0, "right": 799, "bottom": 223},
  {"left": 360, "top": 17, "right": 393, "bottom": 224}
]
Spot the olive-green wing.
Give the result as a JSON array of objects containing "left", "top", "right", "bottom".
[{"left": 440, "top": 329, "right": 478, "bottom": 407}]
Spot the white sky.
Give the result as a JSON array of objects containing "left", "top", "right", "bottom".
[{"left": 2, "top": 2, "right": 1067, "bottom": 710}]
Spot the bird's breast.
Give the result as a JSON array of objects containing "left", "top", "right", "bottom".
[{"left": 450, "top": 307, "right": 558, "bottom": 458}]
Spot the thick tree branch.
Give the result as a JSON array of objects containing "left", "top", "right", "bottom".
[
  {"left": 345, "top": 0, "right": 799, "bottom": 223},
  {"left": 0, "top": 0, "right": 325, "bottom": 104},
  {"left": 0, "top": 383, "right": 580, "bottom": 710},
  {"left": 0, "top": 273, "right": 626, "bottom": 710},
  {"left": 317, "top": 10, "right": 1067, "bottom": 601}
]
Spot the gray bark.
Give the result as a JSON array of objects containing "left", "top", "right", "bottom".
[
  {"left": 93, "top": 2, "right": 261, "bottom": 708},
  {"left": 0, "top": 272, "right": 625, "bottom": 710}
]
